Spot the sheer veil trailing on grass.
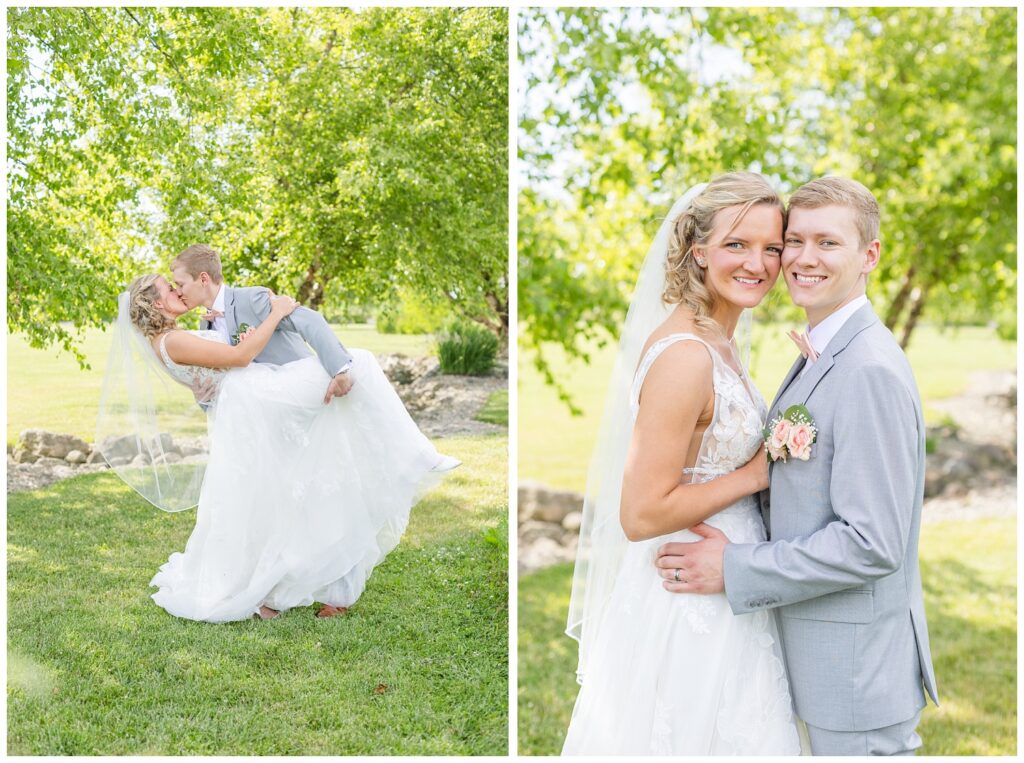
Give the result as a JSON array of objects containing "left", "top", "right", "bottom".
[
  {"left": 565, "top": 183, "right": 753, "bottom": 682},
  {"left": 95, "top": 291, "right": 208, "bottom": 512}
]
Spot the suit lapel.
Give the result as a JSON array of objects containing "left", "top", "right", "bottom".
[
  {"left": 224, "top": 286, "right": 238, "bottom": 338},
  {"left": 793, "top": 303, "right": 879, "bottom": 405},
  {"left": 768, "top": 354, "right": 806, "bottom": 419}
]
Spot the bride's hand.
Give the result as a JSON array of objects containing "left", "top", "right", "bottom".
[
  {"left": 269, "top": 295, "right": 299, "bottom": 317},
  {"left": 741, "top": 443, "right": 770, "bottom": 492}
]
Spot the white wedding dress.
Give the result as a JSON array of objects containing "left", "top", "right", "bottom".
[
  {"left": 562, "top": 334, "right": 804, "bottom": 755},
  {"left": 149, "top": 330, "right": 445, "bottom": 622}
]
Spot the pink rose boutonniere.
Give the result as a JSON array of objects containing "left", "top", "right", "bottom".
[{"left": 764, "top": 404, "right": 818, "bottom": 463}]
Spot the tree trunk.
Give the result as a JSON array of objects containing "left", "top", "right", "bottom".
[
  {"left": 296, "top": 262, "right": 328, "bottom": 310},
  {"left": 884, "top": 263, "right": 916, "bottom": 331},
  {"left": 899, "top": 280, "right": 931, "bottom": 349}
]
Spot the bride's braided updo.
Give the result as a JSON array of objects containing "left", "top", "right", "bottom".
[
  {"left": 128, "top": 274, "right": 177, "bottom": 338},
  {"left": 663, "top": 172, "right": 783, "bottom": 329}
]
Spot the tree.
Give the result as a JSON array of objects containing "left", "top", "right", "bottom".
[
  {"left": 519, "top": 7, "right": 1016, "bottom": 404},
  {"left": 7, "top": 7, "right": 508, "bottom": 366}
]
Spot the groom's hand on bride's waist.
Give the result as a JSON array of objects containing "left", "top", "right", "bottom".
[{"left": 655, "top": 523, "right": 728, "bottom": 595}]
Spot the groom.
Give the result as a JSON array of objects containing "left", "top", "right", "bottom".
[
  {"left": 655, "top": 177, "right": 938, "bottom": 755},
  {"left": 171, "top": 244, "right": 355, "bottom": 403}
]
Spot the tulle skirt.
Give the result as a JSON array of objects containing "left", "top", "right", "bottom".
[
  {"left": 150, "top": 349, "right": 443, "bottom": 622},
  {"left": 562, "top": 501, "right": 805, "bottom": 755}
]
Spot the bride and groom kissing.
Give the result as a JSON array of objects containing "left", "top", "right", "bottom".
[
  {"left": 104, "top": 244, "right": 459, "bottom": 623},
  {"left": 563, "top": 174, "right": 938, "bottom": 755}
]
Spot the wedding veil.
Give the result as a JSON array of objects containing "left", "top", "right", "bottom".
[
  {"left": 565, "top": 183, "right": 753, "bottom": 683},
  {"left": 95, "top": 291, "right": 209, "bottom": 512}
]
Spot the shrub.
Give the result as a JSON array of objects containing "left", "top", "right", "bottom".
[
  {"left": 437, "top": 320, "right": 498, "bottom": 375},
  {"left": 377, "top": 289, "right": 450, "bottom": 335}
]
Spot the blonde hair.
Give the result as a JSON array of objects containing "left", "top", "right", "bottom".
[
  {"left": 787, "top": 176, "right": 880, "bottom": 247},
  {"left": 128, "top": 274, "right": 176, "bottom": 338},
  {"left": 663, "top": 172, "right": 783, "bottom": 327},
  {"left": 172, "top": 244, "right": 223, "bottom": 283}
]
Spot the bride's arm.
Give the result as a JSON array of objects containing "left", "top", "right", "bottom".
[
  {"left": 164, "top": 297, "right": 298, "bottom": 369},
  {"left": 619, "top": 342, "right": 768, "bottom": 542}
]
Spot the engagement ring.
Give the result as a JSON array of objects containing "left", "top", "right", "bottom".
[{"left": 673, "top": 569, "right": 681, "bottom": 582}]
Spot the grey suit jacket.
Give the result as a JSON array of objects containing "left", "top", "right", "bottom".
[
  {"left": 723, "top": 303, "right": 938, "bottom": 732},
  {"left": 203, "top": 286, "right": 352, "bottom": 377}
]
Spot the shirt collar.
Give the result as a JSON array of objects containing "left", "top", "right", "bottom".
[
  {"left": 212, "top": 283, "right": 226, "bottom": 313},
  {"left": 806, "top": 295, "right": 869, "bottom": 356}
]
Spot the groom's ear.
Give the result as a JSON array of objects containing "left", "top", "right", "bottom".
[{"left": 861, "top": 239, "right": 881, "bottom": 275}]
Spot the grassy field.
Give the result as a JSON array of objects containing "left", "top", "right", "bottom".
[
  {"left": 8, "top": 433, "right": 508, "bottom": 755},
  {"left": 520, "top": 323, "right": 1015, "bottom": 492},
  {"left": 518, "top": 517, "right": 1016, "bottom": 755},
  {"left": 7, "top": 324, "right": 435, "bottom": 446}
]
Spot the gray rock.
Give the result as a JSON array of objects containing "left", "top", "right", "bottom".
[
  {"left": 562, "top": 511, "right": 584, "bottom": 533},
  {"left": 65, "top": 450, "right": 88, "bottom": 465},
  {"left": 86, "top": 449, "right": 107, "bottom": 465},
  {"left": 519, "top": 519, "right": 565, "bottom": 546},
  {"left": 532, "top": 486, "right": 583, "bottom": 524},
  {"left": 109, "top": 456, "right": 132, "bottom": 467},
  {"left": 14, "top": 430, "right": 90, "bottom": 462},
  {"left": 153, "top": 452, "right": 183, "bottom": 465},
  {"left": 97, "top": 435, "right": 141, "bottom": 462},
  {"left": 518, "top": 536, "right": 574, "bottom": 573},
  {"left": 130, "top": 453, "right": 150, "bottom": 467}
]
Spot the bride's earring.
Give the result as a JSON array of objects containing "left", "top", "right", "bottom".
[{"left": 695, "top": 256, "right": 706, "bottom": 267}]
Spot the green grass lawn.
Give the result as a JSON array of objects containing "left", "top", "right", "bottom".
[
  {"left": 520, "top": 323, "right": 1015, "bottom": 492},
  {"left": 475, "top": 389, "right": 509, "bottom": 426},
  {"left": 8, "top": 433, "right": 508, "bottom": 755},
  {"left": 517, "top": 517, "right": 1016, "bottom": 755},
  {"left": 7, "top": 324, "right": 435, "bottom": 446}
]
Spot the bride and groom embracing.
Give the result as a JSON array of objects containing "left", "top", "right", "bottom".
[
  {"left": 100, "top": 244, "right": 459, "bottom": 623},
  {"left": 563, "top": 174, "right": 938, "bottom": 755}
]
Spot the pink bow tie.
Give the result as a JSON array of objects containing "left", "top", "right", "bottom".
[
  {"left": 202, "top": 309, "right": 224, "bottom": 322},
  {"left": 787, "top": 330, "right": 819, "bottom": 362}
]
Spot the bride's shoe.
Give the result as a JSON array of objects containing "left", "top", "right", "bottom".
[
  {"left": 431, "top": 454, "right": 462, "bottom": 472},
  {"left": 255, "top": 605, "right": 281, "bottom": 620},
  {"left": 316, "top": 604, "right": 349, "bottom": 618}
]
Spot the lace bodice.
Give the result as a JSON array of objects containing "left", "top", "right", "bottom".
[
  {"left": 630, "top": 333, "right": 767, "bottom": 486},
  {"left": 158, "top": 330, "right": 230, "bottom": 392}
]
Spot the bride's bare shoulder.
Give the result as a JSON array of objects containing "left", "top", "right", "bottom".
[{"left": 638, "top": 310, "right": 702, "bottom": 359}]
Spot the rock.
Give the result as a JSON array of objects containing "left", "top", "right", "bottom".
[
  {"left": 97, "top": 435, "right": 141, "bottom": 462},
  {"left": 130, "top": 454, "right": 150, "bottom": 467},
  {"left": 518, "top": 536, "right": 574, "bottom": 573},
  {"left": 532, "top": 486, "right": 583, "bottom": 524},
  {"left": 179, "top": 444, "right": 206, "bottom": 458},
  {"left": 86, "top": 449, "right": 107, "bottom": 465},
  {"left": 12, "top": 450, "right": 38, "bottom": 464},
  {"left": 378, "top": 354, "right": 439, "bottom": 385},
  {"left": 519, "top": 519, "right": 565, "bottom": 546},
  {"left": 35, "top": 457, "right": 66, "bottom": 468},
  {"left": 110, "top": 456, "right": 132, "bottom": 467},
  {"left": 562, "top": 511, "right": 583, "bottom": 533},
  {"left": 181, "top": 454, "right": 207, "bottom": 465},
  {"left": 148, "top": 432, "right": 179, "bottom": 455},
  {"left": 65, "top": 450, "right": 87, "bottom": 465},
  {"left": 154, "top": 452, "right": 183, "bottom": 465},
  {"left": 13, "top": 430, "right": 90, "bottom": 462}
]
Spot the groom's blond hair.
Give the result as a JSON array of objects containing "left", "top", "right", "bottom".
[
  {"left": 172, "top": 244, "right": 224, "bottom": 283},
  {"left": 787, "top": 177, "right": 880, "bottom": 247}
]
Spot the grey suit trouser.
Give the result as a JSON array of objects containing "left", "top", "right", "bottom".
[{"left": 805, "top": 710, "right": 923, "bottom": 756}]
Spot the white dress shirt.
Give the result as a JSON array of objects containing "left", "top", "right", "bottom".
[
  {"left": 798, "top": 295, "right": 870, "bottom": 378},
  {"left": 209, "top": 284, "right": 230, "bottom": 343}
]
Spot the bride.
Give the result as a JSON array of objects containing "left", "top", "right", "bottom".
[
  {"left": 101, "top": 273, "right": 454, "bottom": 623},
  {"left": 562, "top": 173, "right": 805, "bottom": 754}
]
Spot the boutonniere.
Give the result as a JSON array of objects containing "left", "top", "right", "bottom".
[
  {"left": 230, "top": 323, "right": 252, "bottom": 346},
  {"left": 764, "top": 404, "right": 818, "bottom": 462}
]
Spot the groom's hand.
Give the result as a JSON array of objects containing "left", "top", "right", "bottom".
[
  {"left": 655, "top": 523, "right": 728, "bottom": 594},
  {"left": 323, "top": 371, "right": 354, "bottom": 404}
]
